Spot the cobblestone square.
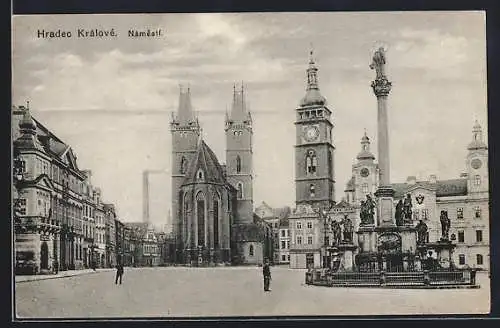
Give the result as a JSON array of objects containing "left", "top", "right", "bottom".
[{"left": 15, "top": 267, "right": 490, "bottom": 318}]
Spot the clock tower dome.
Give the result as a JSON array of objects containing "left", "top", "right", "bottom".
[{"left": 294, "top": 50, "right": 335, "bottom": 209}]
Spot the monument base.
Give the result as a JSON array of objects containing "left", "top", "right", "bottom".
[
  {"left": 357, "top": 224, "right": 376, "bottom": 253},
  {"left": 375, "top": 185, "right": 396, "bottom": 227}
]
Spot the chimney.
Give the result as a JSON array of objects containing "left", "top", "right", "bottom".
[
  {"left": 460, "top": 172, "right": 468, "bottom": 179},
  {"left": 429, "top": 174, "right": 437, "bottom": 184},
  {"left": 406, "top": 176, "right": 416, "bottom": 185}
]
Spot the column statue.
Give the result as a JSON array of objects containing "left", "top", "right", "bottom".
[
  {"left": 369, "top": 46, "right": 387, "bottom": 79},
  {"left": 331, "top": 220, "right": 342, "bottom": 246}
]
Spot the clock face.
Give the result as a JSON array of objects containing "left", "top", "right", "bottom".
[
  {"left": 304, "top": 126, "right": 319, "bottom": 142},
  {"left": 471, "top": 158, "right": 482, "bottom": 169},
  {"left": 360, "top": 168, "right": 370, "bottom": 177}
]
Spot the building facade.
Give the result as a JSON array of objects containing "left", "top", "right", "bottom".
[
  {"left": 255, "top": 202, "right": 291, "bottom": 264},
  {"left": 343, "top": 122, "right": 490, "bottom": 270},
  {"left": 12, "top": 105, "right": 124, "bottom": 274}
]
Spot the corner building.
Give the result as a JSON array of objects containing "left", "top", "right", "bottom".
[{"left": 171, "top": 86, "right": 271, "bottom": 266}]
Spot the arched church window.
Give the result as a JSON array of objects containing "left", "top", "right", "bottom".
[
  {"left": 309, "top": 184, "right": 315, "bottom": 198},
  {"left": 180, "top": 157, "right": 188, "bottom": 174},
  {"left": 236, "top": 155, "right": 241, "bottom": 173},
  {"left": 213, "top": 192, "right": 220, "bottom": 248},
  {"left": 196, "top": 192, "right": 205, "bottom": 247},
  {"left": 249, "top": 244, "right": 254, "bottom": 257},
  {"left": 237, "top": 182, "right": 243, "bottom": 199},
  {"left": 306, "top": 150, "right": 317, "bottom": 174}
]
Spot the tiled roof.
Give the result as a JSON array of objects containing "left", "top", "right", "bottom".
[
  {"left": 183, "top": 139, "right": 228, "bottom": 186},
  {"left": 391, "top": 179, "right": 468, "bottom": 198}
]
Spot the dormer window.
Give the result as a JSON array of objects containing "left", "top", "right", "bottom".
[{"left": 197, "top": 169, "right": 204, "bottom": 180}]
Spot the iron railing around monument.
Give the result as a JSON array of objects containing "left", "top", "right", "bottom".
[{"left": 306, "top": 268, "right": 477, "bottom": 287}]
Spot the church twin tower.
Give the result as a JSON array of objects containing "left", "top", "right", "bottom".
[{"left": 170, "top": 85, "right": 256, "bottom": 265}]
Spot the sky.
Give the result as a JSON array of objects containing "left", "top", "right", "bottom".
[{"left": 12, "top": 12, "right": 487, "bottom": 229}]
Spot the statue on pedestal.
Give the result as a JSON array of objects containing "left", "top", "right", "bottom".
[
  {"left": 440, "top": 210, "right": 451, "bottom": 241},
  {"left": 415, "top": 220, "right": 428, "bottom": 245},
  {"left": 331, "top": 220, "right": 342, "bottom": 246},
  {"left": 395, "top": 199, "right": 404, "bottom": 226},
  {"left": 370, "top": 46, "right": 387, "bottom": 79},
  {"left": 402, "top": 193, "right": 413, "bottom": 223},
  {"left": 341, "top": 215, "right": 354, "bottom": 243},
  {"left": 360, "top": 195, "right": 376, "bottom": 225}
]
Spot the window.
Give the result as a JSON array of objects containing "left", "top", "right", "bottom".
[
  {"left": 474, "top": 175, "right": 481, "bottom": 186},
  {"left": 281, "top": 230, "right": 285, "bottom": 237},
  {"left": 476, "top": 254, "right": 484, "bottom": 265},
  {"left": 236, "top": 155, "right": 241, "bottom": 173},
  {"left": 288, "top": 254, "right": 290, "bottom": 261},
  {"left": 282, "top": 255, "right": 286, "bottom": 261},
  {"left": 197, "top": 170, "right": 204, "bottom": 180},
  {"left": 249, "top": 244, "right": 254, "bottom": 256},
  {"left": 274, "top": 222, "right": 278, "bottom": 228},
  {"left": 475, "top": 207, "right": 481, "bottom": 219},
  {"left": 307, "top": 221, "right": 313, "bottom": 229},
  {"left": 306, "top": 150, "right": 317, "bottom": 174},
  {"left": 297, "top": 236, "right": 302, "bottom": 244},
  {"left": 281, "top": 241, "right": 286, "bottom": 249},
  {"left": 362, "top": 183, "right": 369, "bottom": 194},
  {"left": 422, "top": 209, "right": 428, "bottom": 220},
  {"left": 458, "top": 254, "right": 466, "bottom": 265},
  {"left": 457, "top": 208, "right": 464, "bottom": 219},
  {"left": 296, "top": 221, "right": 302, "bottom": 229},
  {"left": 180, "top": 157, "right": 188, "bottom": 174},
  {"left": 458, "top": 231, "right": 465, "bottom": 243},
  {"left": 413, "top": 209, "right": 419, "bottom": 221},
  {"left": 286, "top": 241, "right": 289, "bottom": 249},
  {"left": 476, "top": 230, "right": 483, "bottom": 243},
  {"left": 233, "top": 131, "right": 243, "bottom": 136},
  {"left": 307, "top": 236, "right": 313, "bottom": 244},
  {"left": 213, "top": 198, "right": 219, "bottom": 248},
  {"left": 237, "top": 182, "right": 243, "bottom": 199},
  {"left": 309, "top": 184, "right": 315, "bottom": 198},
  {"left": 196, "top": 192, "right": 205, "bottom": 247},
  {"left": 324, "top": 236, "right": 330, "bottom": 246}
]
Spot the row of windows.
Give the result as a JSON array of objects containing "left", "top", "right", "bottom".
[
  {"left": 295, "top": 221, "right": 313, "bottom": 230},
  {"left": 457, "top": 230, "right": 484, "bottom": 243},
  {"left": 458, "top": 254, "right": 484, "bottom": 265},
  {"left": 295, "top": 235, "right": 314, "bottom": 245}
]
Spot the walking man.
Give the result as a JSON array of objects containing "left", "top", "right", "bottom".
[
  {"left": 115, "top": 263, "right": 124, "bottom": 285},
  {"left": 263, "top": 258, "right": 271, "bottom": 292}
]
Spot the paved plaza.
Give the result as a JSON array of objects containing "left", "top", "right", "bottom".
[{"left": 15, "top": 267, "right": 490, "bottom": 318}]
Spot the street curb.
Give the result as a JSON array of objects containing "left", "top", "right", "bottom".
[{"left": 15, "top": 269, "right": 115, "bottom": 283}]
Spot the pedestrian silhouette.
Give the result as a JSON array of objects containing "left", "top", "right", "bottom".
[
  {"left": 262, "top": 258, "right": 271, "bottom": 292},
  {"left": 115, "top": 263, "right": 124, "bottom": 285}
]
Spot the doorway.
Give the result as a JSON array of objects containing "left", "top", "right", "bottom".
[{"left": 40, "top": 242, "right": 49, "bottom": 270}]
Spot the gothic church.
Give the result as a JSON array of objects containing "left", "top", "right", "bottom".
[{"left": 170, "top": 86, "right": 272, "bottom": 266}]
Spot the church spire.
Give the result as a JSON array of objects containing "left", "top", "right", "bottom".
[
  {"left": 357, "top": 129, "right": 375, "bottom": 160},
  {"left": 468, "top": 120, "right": 487, "bottom": 151},
  {"left": 300, "top": 48, "right": 327, "bottom": 107},
  {"left": 176, "top": 84, "right": 197, "bottom": 125},
  {"left": 229, "top": 82, "right": 249, "bottom": 122}
]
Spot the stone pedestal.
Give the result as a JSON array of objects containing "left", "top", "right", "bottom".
[
  {"left": 399, "top": 226, "right": 417, "bottom": 253},
  {"left": 375, "top": 186, "right": 396, "bottom": 227},
  {"left": 338, "top": 243, "right": 358, "bottom": 271},
  {"left": 357, "top": 225, "right": 377, "bottom": 253}
]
